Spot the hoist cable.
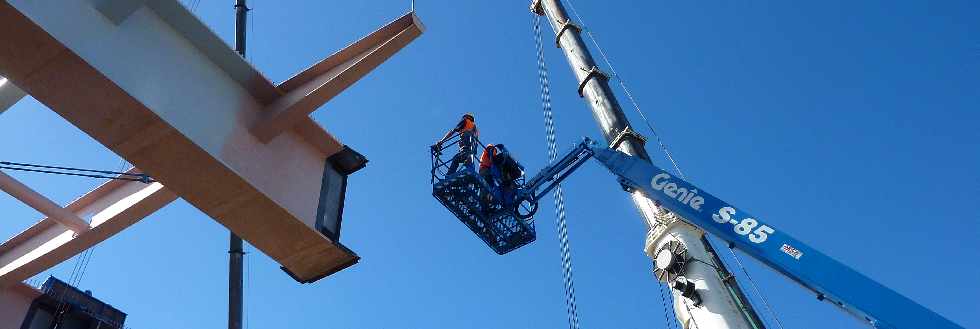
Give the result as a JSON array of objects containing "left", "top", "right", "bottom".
[
  {"left": 1, "top": 161, "right": 135, "bottom": 176},
  {"left": 728, "top": 246, "right": 786, "bottom": 329},
  {"left": 0, "top": 161, "right": 153, "bottom": 183},
  {"left": 564, "top": 0, "right": 687, "bottom": 180},
  {"left": 52, "top": 247, "right": 95, "bottom": 327},
  {"left": 534, "top": 14, "right": 581, "bottom": 329},
  {"left": 0, "top": 166, "right": 148, "bottom": 182},
  {"left": 562, "top": 2, "right": 790, "bottom": 328},
  {"left": 73, "top": 247, "right": 96, "bottom": 288},
  {"left": 248, "top": 0, "right": 255, "bottom": 61},
  {"left": 244, "top": 243, "right": 252, "bottom": 329},
  {"left": 681, "top": 298, "right": 702, "bottom": 329},
  {"left": 657, "top": 283, "right": 678, "bottom": 329}
]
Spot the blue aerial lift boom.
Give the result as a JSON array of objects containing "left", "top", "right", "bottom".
[{"left": 432, "top": 136, "right": 963, "bottom": 329}]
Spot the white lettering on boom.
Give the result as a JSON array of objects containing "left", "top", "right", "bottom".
[{"left": 651, "top": 173, "right": 704, "bottom": 211}]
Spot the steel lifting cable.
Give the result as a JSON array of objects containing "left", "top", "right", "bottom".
[
  {"left": 73, "top": 247, "right": 96, "bottom": 288},
  {"left": 248, "top": 0, "right": 255, "bottom": 61},
  {"left": 534, "top": 14, "right": 581, "bottom": 329},
  {"left": 244, "top": 243, "right": 253, "bottom": 329},
  {"left": 0, "top": 161, "right": 153, "bottom": 183},
  {"left": 52, "top": 247, "right": 95, "bottom": 326},
  {"left": 7, "top": 157, "right": 135, "bottom": 320},
  {"left": 564, "top": 0, "right": 686, "bottom": 180},
  {"left": 681, "top": 298, "right": 702, "bottom": 329},
  {"left": 562, "top": 2, "right": 788, "bottom": 328},
  {"left": 727, "top": 246, "right": 786, "bottom": 329},
  {"left": 657, "top": 283, "right": 679, "bottom": 329}
]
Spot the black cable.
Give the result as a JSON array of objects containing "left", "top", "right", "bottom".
[
  {"left": 0, "top": 162, "right": 154, "bottom": 183},
  {"left": 727, "top": 245, "right": 786, "bottom": 329},
  {"left": 1, "top": 161, "right": 136, "bottom": 176}
]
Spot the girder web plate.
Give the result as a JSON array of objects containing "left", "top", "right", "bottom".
[{"left": 433, "top": 170, "right": 535, "bottom": 254}]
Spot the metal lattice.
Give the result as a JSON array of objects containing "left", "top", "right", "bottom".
[{"left": 431, "top": 133, "right": 536, "bottom": 255}]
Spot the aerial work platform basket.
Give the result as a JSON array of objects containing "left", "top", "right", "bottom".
[{"left": 431, "top": 133, "right": 536, "bottom": 254}]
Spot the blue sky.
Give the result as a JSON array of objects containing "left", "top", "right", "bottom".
[{"left": 2, "top": 0, "right": 978, "bottom": 328}]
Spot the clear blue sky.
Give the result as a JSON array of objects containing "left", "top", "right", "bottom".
[{"left": 1, "top": 1, "right": 977, "bottom": 328}]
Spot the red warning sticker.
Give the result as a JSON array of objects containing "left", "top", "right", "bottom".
[{"left": 781, "top": 244, "right": 803, "bottom": 260}]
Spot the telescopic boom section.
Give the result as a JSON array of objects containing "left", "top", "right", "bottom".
[
  {"left": 523, "top": 141, "right": 593, "bottom": 201},
  {"left": 526, "top": 138, "right": 964, "bottom": 329}
]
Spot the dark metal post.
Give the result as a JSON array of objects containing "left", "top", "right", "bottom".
[
  {"left": 229, "top": 2, "right": 248, "bottom": 329},
  {"left": 234, "top": 0, "right": 248, "bottom": 56}
]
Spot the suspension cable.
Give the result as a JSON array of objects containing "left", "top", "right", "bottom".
[
  {"left": 244, "top": 243, "right": 252, "bottom": 329},
  {"left": 657, "top": 283, "right": 678, "bottom": 329},
  {"left": 681, "top": 298, "right": 703, "bottom": 329},
  {"left": 564, "top": 0, "right": 687, "bottom": 179},
  {"left": 52, "top": 246, "right": 96, "bottom": 327},
  {"left": 73, "top": 246, "right": 96, "bottom": 288},
  {"left": 534, "top": 13, "right": 581, "bottom": 329},
  {"left": 0, "top": 161, "right": 153, "bottom": 183},
  {"left": 561, "top": 2, "right": 794, "bottom": 328},
  {"left": 727, "top": 246, "right": 786, "bottom": 329}
]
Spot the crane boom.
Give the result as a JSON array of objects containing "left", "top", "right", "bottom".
[{"left": 522, "top": 138, "right": 963, "bottom": 329}]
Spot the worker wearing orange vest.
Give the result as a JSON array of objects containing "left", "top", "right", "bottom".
[
  {"left": 479, "top": 143, "right": 498, "bottom": 187},
  {"left": 477, "top": 143, "right": 498, "bottom": 211},
  {"left": 435, "top": 113, "right": 480, "bottom": 174}
]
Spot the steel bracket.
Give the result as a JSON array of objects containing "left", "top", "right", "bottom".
[
  {"left": 577, "top": 66, "right": 610, "bottom": 97},
  {"left": 555, "top": 18, "right": 582, "bottom": 48},
  {"left": 609, "top": 126, "right": 647, "bottom": 150},
  {"left": 529, "top": 0, "right": 544, "bottom": 15}
]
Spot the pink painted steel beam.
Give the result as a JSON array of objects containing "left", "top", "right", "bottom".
[
  {"left": 0, "top": 1, "right": 426, "bottom": 282},
  {"left": 0, "top": 169, "right": 177, "bottom": 287},
  {"left": 251, "top": 12, "right": 425, "bottom": 142},
  {"left": 0, "top": 77, "right": 27, "bottom": 114},
  {"left": 0, "top": 282, "right": 41, "bottom": 328},
  {"left": 0, "top": 171, "right": 90, "bottom": 233}
]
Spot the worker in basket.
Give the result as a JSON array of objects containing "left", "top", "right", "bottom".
[
  {"left": 479, "top": 143, "right": 498, "bottom": 190},
  {"left": 479, "top": 143, "right": 524, "bottom": 215},
  {"left": 479, "top": 143, "right": 499, "bottom": 211},
  {"left": 434, "top": 113, "right": 480, "bottom": 174},
  {"left": 491, "top": 144, "right": 522, "bottom": 194}
]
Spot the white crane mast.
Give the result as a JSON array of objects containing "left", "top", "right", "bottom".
[{"left": 530, "top": 1, "right": 764, "bottom": 328}]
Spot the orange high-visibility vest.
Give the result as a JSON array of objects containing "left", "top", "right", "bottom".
[
  {"left": 459, "top": 118, "right": 478, "bottom": 137},
  {"left": 480, "top": 145, "right": 496, "bottom": 170}
]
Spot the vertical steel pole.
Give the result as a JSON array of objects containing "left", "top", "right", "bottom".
[
  {"left": 530, "top": 1, "right": 764, "bottom": 328},
  {"left": 229, "top": 2, "right": 247, "bottom": 329},
  {"left": 235, "top": 0, "right": 248, "bottom": 56}
]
